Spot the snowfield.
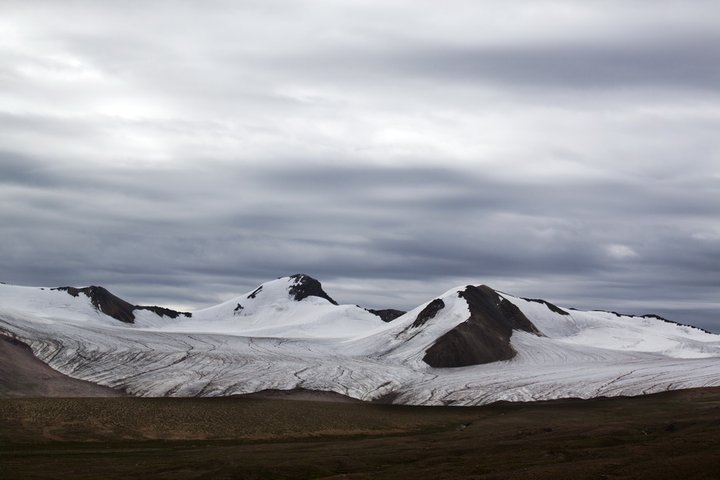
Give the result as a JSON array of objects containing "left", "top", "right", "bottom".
[{"left": 1, "top": 275, "right": 719, "bottom": 405}]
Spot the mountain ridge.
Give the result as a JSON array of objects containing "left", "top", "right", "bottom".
[
  {"left": 1, "top": 274, "right": 719, "bottom": 405},
  {"left": 53, "top": 286, "right": 192, "bottom": 323}
]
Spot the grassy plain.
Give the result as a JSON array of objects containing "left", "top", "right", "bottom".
[{"left": 2, "top": 388, "right": 720, "bottom": 479}]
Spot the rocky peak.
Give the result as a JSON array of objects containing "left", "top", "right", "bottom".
[
  {"left": 54, "top": 286, "right": 191, "bottom": 323},
  {"left": 422, "top": 285, "right": 540, "bottom": 368},
  {"left": 287, "top": 274, "right": 338, "bottom": 305}
]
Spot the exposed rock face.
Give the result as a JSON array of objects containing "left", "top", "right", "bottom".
[
  {"left": 54, "top": 286, "right": 191, "bottom": 324},
  {"left": 423, "top": 285, "right": 541, "bottom": 368},
  {"left": 367, "top": 309, "right": 406, "bottom": 323},
  {"left": 411, "top": 299, "right": 445, "bottom": 328},
  {"left": 522, "top": 297, "right": 570, "bottom": 315},
  {"left": 137, "top": 305, "right": 190, "bottom": 319},
  {"left": 586, "top": 310, "right": 713, "bottom": 335},
  {"left": 247, "top": 286, "right": 263, "bottom": 299},
  {"left": 288, "top": 274, "right": 338, "bottom": 305},
  {"left": 640, "top": 315, "right": 712, "bottom": 334},
  {"left": 55, "top": 286, "right": 136, "bottom": 323}
]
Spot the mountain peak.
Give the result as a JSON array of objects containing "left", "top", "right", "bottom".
[
  {"left": 287, "top": 274, "right": 338, "bottom": 305},
  {"left": 54, "top": 286, "right": 136, "bottom": 323},
  {"left": 53, "top": 285, "right": 191, "bottom": 323},
  {"left": 422, "top": 285, "right": 541, "bottom": 368}
]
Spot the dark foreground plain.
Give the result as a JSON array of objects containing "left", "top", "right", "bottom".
[{"left": 2, "top": 388, "right": 720, "bottom": 479}]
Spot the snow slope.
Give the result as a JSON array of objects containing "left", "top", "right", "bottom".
[
  {"left": 1, "top": 275, "right": 719, "bottom": 405},
  {"left": 139, "top": 276, "right": 385, "bottom": 339}
]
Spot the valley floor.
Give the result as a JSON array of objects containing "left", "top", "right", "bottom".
[{"left": 2, "top": 388, "right": 720, "bottom": 479}]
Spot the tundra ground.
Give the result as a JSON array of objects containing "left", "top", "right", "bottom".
[{"left": 2, "top": 388, "right": 720, "bottom": 479}]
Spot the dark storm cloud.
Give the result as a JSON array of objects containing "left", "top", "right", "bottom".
[
  {"left": 0, "top": 151, "right": 53, "bottom": 187},
  {"left": 0, "top": 1, "right": 718, "bottom": 329},
  {"left": 381, "top": 36, "right": 720, "bottom": 91},
  {"left": 2, "top": 159, "right": 717, "bottom": 324}
]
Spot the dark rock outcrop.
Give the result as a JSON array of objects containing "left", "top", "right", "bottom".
[
  {"left": 521, "top": 297, "right": 570, "bottom": 315},
  {"left": 288, "top": 274, "right": 338, "bottom": 305},
  {"left": 587, "top": 310, "right": 712, "bottom": 334},
  {"left": 423, "top": 285, "right": 541, "bottom": 368},
  {"left": 368, "top": 308, "right": 406, "bottom": 323},
  {"left": 55, "top": 286, "right": 137, "bottom": 323},
  {"left": 637, "top": 314, "right": 711, "bottom": 334},
  {"left": 137, "top": 305, "right": 190, "bottom": 319},
  {"left": 412, "top": 299, "right": 445, "bottom": 329},
  {"left": 247, "top": 286, "right": 263, "bottom": 299},
  {"left": 54, "top": 286, "right": 191, "bottom": 324}
]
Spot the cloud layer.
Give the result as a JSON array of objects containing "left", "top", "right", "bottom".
[{"left": 1, "top": 1, "right": 718, "bottom": 330}]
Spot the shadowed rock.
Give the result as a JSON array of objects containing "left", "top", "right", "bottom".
[
  {"left": 137, "top": 305, "right": 190, "bottom": 319},
  {"left": 521, "top": 297, "right": 570, "bottom": 315},
  {"left": 54, "top": 286, "right": 191, "bottom": 324},
  {"left": 54, "top": 286, "right": 136, "bottom": 323},
  {"left": 412, "top": 299, "right": 445, "bottom": 328},
  {"left": 423, "top": 285, "right": 541, "bottom": 368},
  {"left": 367, "top": 309, "right": 406, "bottom": 323},
  {"left": 589, "top": 310, "right": 713, "bottom": 335},
  {"left": 288, "top": 274, "right": 338, "bottom": 305}
]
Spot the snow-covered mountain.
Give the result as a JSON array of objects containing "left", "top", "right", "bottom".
[{"left": 1, "top": 274, "right": 719, "bottom": 405}]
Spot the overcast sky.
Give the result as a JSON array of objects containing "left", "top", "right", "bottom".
[{"left": 1, "top": 1, "right": 719, "bottom": 330}]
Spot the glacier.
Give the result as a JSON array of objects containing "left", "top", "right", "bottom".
[{"left": 1, "top": 274, "right": 719, "bottom": 405}]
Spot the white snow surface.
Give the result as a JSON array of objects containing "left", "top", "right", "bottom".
[
  {"left": 1, "top": 277, "right": 719, "bottom": 405},
  {"left": 140, "top": 277, "right": 384, "bottom": 339}
]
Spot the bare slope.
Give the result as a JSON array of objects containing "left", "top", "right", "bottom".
[{"left": 0, "top": 336, "right": 124, "bottom": 397}]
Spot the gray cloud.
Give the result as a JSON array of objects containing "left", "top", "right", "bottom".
[
  {"left": 273, "top": 33, "right": 720, "bottom": 92},
  {"left": 0, "top": 1, "right": 718, "bottom": 330}
]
